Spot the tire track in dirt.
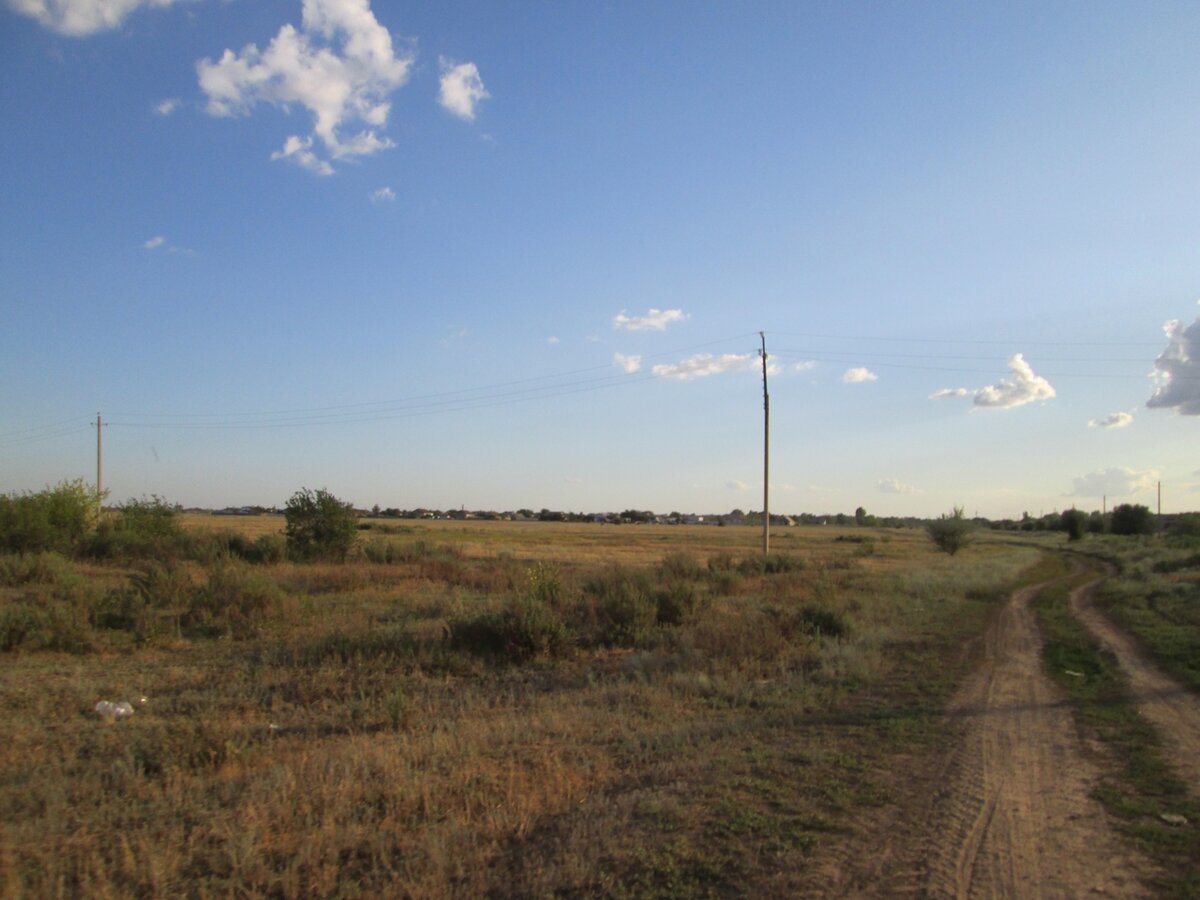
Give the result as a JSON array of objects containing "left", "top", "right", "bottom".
[
  {"left": 807, "top": 573, "right": 1158, "bottom": 897},
  {"left": 918, "top": 576, "right": 1153, "bottom": 898},
  {"left": 1069, "top": 569, "right": 1200, "bottom": 792}
]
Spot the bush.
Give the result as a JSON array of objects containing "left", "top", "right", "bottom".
[
  {"left": 284, "top": 488, "right": 357, "bottom": 562},
  {"left": 928, "top": 507, "right": 972, "bottom": 555},
  {"left": 1110, "top": 503, "right": 1157, "bottom": 537},
  {"left": 87, "top": 495, "right": 190, "bottom": 560},
  {"left": 654, "top": 579, "right": 699, "bottom": 626},
  {"left": 0, "top": 552, "right": 77, "bottom": 587},
  {"left": 0, "top": 480, "right": 99, "bottom": 554},
  {"left": 1061, "top": 509, "right": 1087, "bottom": 542},
  {"left": 184, "top": 564, "right": 280, "bottom": 639},
  {"left": 584, "top": 566, "right": 657, "bottom": 646},
  {"left": 452, "top": 595, "right": 571, "bottom": 662}
]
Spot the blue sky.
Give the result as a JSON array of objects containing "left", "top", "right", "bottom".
[{"left": 2, "top": 0, "right": 1198, "bottom": 518}]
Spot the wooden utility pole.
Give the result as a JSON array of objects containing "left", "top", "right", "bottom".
[
  {"left": 760, "top": 332, "right": 770, "bottom": 559},
  {"left": 94, "top": 413, "right": 103, "bottom": 518}
]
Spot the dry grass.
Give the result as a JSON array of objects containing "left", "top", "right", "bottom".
[{"left": 0, "top": 523, "right": 1044, "bottom": 897}]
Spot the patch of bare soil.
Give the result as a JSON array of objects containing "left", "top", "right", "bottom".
[
  {"left": 805, "top": 576, "right": 1156, "bottom": 898},
  {"left": 1070, "top": 573, "right": 1200, "bottom": 791}
]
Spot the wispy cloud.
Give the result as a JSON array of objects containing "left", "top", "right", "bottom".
[
  {"left": 154, "top": 97, "right": 181, "bottom": 116},
  {"left": 877, "top": 478, "right": 918, "bottom": 494},
  {"left": 1088, "top": 411, "right": 1133, "bottom": 429},
  {"left": 370, "top": 186, "right": 395, "bottom": 202},
  {"left": 197, "top": 0, "right": 414, "bottom": 175},
  {"left": 793, "top": 360, "right": 817, "bottom": 372},
  {"left": 438, "top": 57, "right": 489, "bottom": 121},
  {"left": 726, "top": 480, "right": 749, "bottom": 491},
  {"left": 842, "top": 367, "right": 878, "bottom": 384},
  {"left": 1070, "top": 466, "right": 1158, "bottom": 498},
  {"left": 1147, "top": 317, "right": 1200, "bottom": 415},
  {"left": 973, "top": 354, "right": 1055, "bottom": 409},
  {"left": 930, "top": 387, "right": 968, "bottom": 399},
  {"left": 652, "top": 352, "right": 759, "bottom": 381},
  {"left": 142, "top": 234, "right": 192, "bottom": 254},
  {"left": 613, "top": 353, "right": 641, "bottom": 374},
  {"left": 9, "top": 0, "right": 184, "bottom": 36},
  {"left": 547, "top": 336, "right": 560, "bottom": 345},
  {"left": 613, "top": 308, "right": 687, "bottom": 331}
]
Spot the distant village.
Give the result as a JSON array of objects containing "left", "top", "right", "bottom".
[{"left": 193, "top": 504, "right": 1176, "bottom": 532}]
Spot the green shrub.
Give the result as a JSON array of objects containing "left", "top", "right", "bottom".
[
  {"left": 928, "top": 507, "right": 972, "bottom": 555},
  {"left": 185, "top": 564, "right": 280, "bottom": 639},
  {"left": 0, "top": 480, "right": 99, "bottom": 554},
  {"left": 0, "top": 593, "right": 93, "bottom": 653},
  {"left": 584, "top": 566, "right": 657, "bottom": 646},
  {"left": 654, "top": 579, "right": 700, "bottom": 626},
  {"left": 452, "top": 596, "right": 571, "bottom": 662},
  {"left": 660, "top": 551, "right": 703, "bottom": 581},
  {"left": 1061, "top": 509, "right": 1087, "bottom": 542},
  {"left": 1110, "top": 503, "right": 1156, "bottom": 536},
  {"left": 86, "top": 496, "right": 191, "bottom": 561},
  {"left": 0, "top": 552, "right": 77, "bottom": 586},
  {"left": 284, "top": 488, "right": 358, "bottom": 562}
]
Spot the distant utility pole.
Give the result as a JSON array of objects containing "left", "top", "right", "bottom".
[
  {"left": 759, "top": 332, "right": 770, "bottom": 559},
  {"left": 1158, "top": 481, "right": 1162, "bottom": 519},
  {"left": 93, "top": 412, "right": 104, "bottom": 517}
]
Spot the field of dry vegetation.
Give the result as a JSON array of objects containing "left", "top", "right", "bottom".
[{"left": 0, "top": 515, "right": 1098, "bottom": 896}]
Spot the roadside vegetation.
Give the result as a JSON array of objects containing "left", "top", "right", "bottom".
[
  {"left": 1068, "top": 524, "right": 1200, "bottom": 692},
  {"left": 2, "top": 483, "right": 1194, "bottom": 895},
  {"left": 1033, "top": 571, "right": 1200, "bottom": 897}
]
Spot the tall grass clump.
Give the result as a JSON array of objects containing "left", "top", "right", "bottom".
[
  {"left": 452, "top": 563, "right": 572, "bottom": 662},
  {"left": 583, "top": 565, "right": 658, "bottom": 646}
]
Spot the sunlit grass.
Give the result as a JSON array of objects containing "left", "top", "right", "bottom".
[{"left": 1, "top": 521, "right": 1055, "bottom": 896}]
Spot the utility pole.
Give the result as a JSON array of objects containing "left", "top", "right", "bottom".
[
  {"left": 1158, "top": 481, "right": 1162, "bottom": 519},
  {"left": 760, "top": 332, "right": 770, "bottom": 559},
  {"left": 93, "top": 413, "right": 104, "bottom": 518}
]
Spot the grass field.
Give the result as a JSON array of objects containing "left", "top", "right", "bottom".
[{"left": 0, "top": 519, "right": 1110, "bottom": 896}]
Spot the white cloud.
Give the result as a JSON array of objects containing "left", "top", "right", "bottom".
[
  {"left": 370, "top": 185, "right": 395, "bottom": 202},
  {"left": 8, "top": 0, "right": 182, "bottom": 36},
  {"left": 793, "top": 360, "right": 817, "bottom": 372},
  {"left": 143, "top": 235, "right": 165, "bottom": 250},
  {"left": 613, "top": 308, "right": 688, "bottom": 331},
  {"left": 270, "top": 135, "right": 334, "bottom": 175},
  {"left": 1088, "top": 412, "right": 1133, "bottom": 429},
  {"left": 877, "top": 478, "right": 917, "bottom": 494},
  {"left": 438, "top": 57, "right": 488, "bottom": 121},
  {"left": 547, "top": 336, "right": 560, "bottom": 345},
  {"left": 842, "top": 367, "right": 878, "bottom": 384},
  {"left": 613, "top": 353, "right": 641, "bottom": 374},
  {"left": 726, "top": 480, "right": 749, "bottom": 491},
  {"left": 652, "top": 352, "right": 758, "bottom": 381},
  {"left": 1070, "top": 466, "right": 1159, "bottom": 498},
  {"left": 930, "top": 387, "right": 968, "bottom": 400},
  {"left": 1147, "top": 318, "right": 1200, "bottom": 415},
  {"left": 154, "top": 97, "right": 181, "bottom": 116},
  {"left": 197, "top": 0, "right": 414, "bottom": 174},
  {"left": 973, "top": 353, "right": 1055, "bottom": 409}
]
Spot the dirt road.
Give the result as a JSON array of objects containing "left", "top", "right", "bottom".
[
  {"left": 808, "top": 573, "right": 1158, "bottom": 897},
  {"left": 1070, "top": 573, "right": 1200, "bottom": 791},
  {"left": 917, "top": 578, "right": 1154, "bottom": 897}
]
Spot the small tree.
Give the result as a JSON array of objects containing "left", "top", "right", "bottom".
[
  {"left": 1110, "top": 503, "right": 1156, "bottom": 537},
  {"left": 1061, "top": 508, "right": 1087, "bottom": 542},
  {"left": 284, "top": 488, "right": 357, "bottom": 562},
  {"left": 928, "top": 506, "right": 972, "bottom": 555}
]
